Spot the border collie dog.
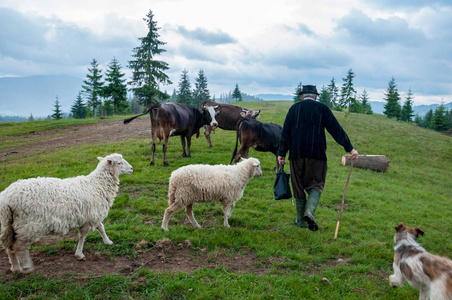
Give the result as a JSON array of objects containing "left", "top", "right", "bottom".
[{"left": 389, "top": 222, "right": 452, "bottom": 300}]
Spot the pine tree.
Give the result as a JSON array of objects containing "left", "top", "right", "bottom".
[
  {"left": 414, "top": 114, "right": 423, "bottom": 126},
  {"left": 447, "top": 109, "right": 452, "bottom": 131},
  {"left": 176, "top": 69, "right": 192, "bottom": 105},
  {"left": 52, "top": 96, "right": 63, "bottom": 120},
  {"left": 171, "top": 89, "right": 177, "bottom": 101},
  {"left": 103, "top": 57, "right": 128, "bottom": 115},
  {"left": 318, "top": 86, "right": 332, "bottom": 108},
  {"left": 359, "top": 90, "right": 373, "bottom": 115},
  {"left": 339, "top": 69, "right": 357, "bottom": 113},
  {"left": 28, "top": 113, "right": 34, "bottom": 122},
  {"left": 383, "top": 77, "right": 401, "bottom": 120},
  {"left": 293, "top": 82, "right": 303, "bottom": 103},
  {"left": 327, "top": 77, "right": 339, "bottom": 108},
  {"left": 431, "top": 103, "right": 448, "bottom": 132},
  {"left": 82, "top": 58, "right": 104, "bottom": 116},
  {"left": 401, "top": 87, "right": 415, "bottom": 122},
  {"left": 192, "top": 70, "right": 210, "bottom": 107},
  {"left": 128, "top": 9, "right": 172, "bottom": 108},
  {"left": 232, "top": 84, "right": 242, "bottom": 102},
  {"left": 423, "top": 109, "right": 433, "bottom": 128},
  {"left": 71, "top": 92, "right": 87, "bottom": 119}
]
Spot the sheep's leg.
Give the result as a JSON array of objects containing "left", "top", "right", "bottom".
[
  {"left": 161, "top": 202, "right": 185, "bottom": 231},
  {"left": 13, "top": 239, "right": 34, "bottom": 273},
  {"left": 75, "top": 224, "right": 91, "bottom": 260},
  {"left": 97, "top": 223, "right": 113, "bottom": 245},
  {"left": 185, "top": 204, "right": 201, "bottom": 229},
  {"left": 6, "top": 248, "right": 23, "bottom": 273},
  {"left": 221, "top": 202, "right": 235, "bottom": 228}
]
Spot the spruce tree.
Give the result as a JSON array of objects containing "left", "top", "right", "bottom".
[
  {"left": 171, "top": 89, "right": 177, "bottom": 101},
  {"left": 232, "top": 84, "right": 242, "bottom": 102},
  {"left": 293, "top": 82, "right": 303, "bottom": 103},
  {"left": 52, "top": 96, "right": 63, "bottom": 120},
  {"left": 129, "top": 9, "right": 172, "bottom": 108},
  {"left": 339, "top": 69, "right": 357, "bottom": 113},
  {"left": 28, "top": 113, "right": 34, "bottom": 122},
  {"left": 431, "top": 103, "right": 448, "bottom": 131},
  {"left": 71, "top": 92, "right": 87, "bottom": 119},
  {"left": 82, "top": 58, "right": 104, "bottom": 116},
  {"left": 401, "top": 87, "right": 415, "bottom": 122},
  {"left": 192, "top": 69, "right": 210, "bottom": 107},
  {"left": 318, "top": 86, "right": 332, "bottom": 108},
  {"left": 423, "top": 109, "right": 433, "bottom": 128},
  {"left": 327, "top": 77, "right": 339, "bottom": 108},
  {"left": 383, "top": 77, "right": 401, "bottom": 120},
  {"left": 103, "top": 57, "right": 127, "bottom": 114},
  {"left": 360, "top": 90, "right": 373, "bottom": 115},
  {"left": 176, "top": 69, "right": 192, "bottom": 105}
]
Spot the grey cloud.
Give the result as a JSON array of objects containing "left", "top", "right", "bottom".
[
  {"left": 174, "top": 26, "right": 237, "bottom": 45},
  {"left": 0, "top": 8, "right": 135, "bottom": 76},
  {"left": 336, "top": 9, "right": 427, "bottom": 47}
]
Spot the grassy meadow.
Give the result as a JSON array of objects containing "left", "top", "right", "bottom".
[{"left": 0, "top": 101, "right": 451, "bottom": 299}]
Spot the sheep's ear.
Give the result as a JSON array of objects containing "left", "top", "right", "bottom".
[
  {"left": 97, "top": 157, "right": 104, "bottom": 162},
  {"left": 107, "top": 159, "right": 114, "bottom": 165}
]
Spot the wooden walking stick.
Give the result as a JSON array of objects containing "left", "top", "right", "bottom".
[{"left": 334, "top": 160, "right": 354, "bottom": 240}]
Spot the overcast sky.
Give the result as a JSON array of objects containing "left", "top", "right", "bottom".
[{"left": 0, "top": 0, "right": 451, "bottom": 105}]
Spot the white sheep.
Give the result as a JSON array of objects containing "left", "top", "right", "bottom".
[
  {"left": 0, "top": 153, "right": 133, "bottom": 273},
  {"left": 161, "top": 157, "right": 262, "bottom": 231}
]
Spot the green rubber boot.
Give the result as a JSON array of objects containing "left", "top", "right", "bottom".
[
  {"left": 303, "top": 190, "right": 320, "bottom": 231},
  {"left": 294, "top": 198, "right": 307, "bottom": 228}
]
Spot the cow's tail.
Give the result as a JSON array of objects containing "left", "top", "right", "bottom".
[
  {"left": 123, "top": 108, "right": 152, "bottom": 124},
  {"left": 0, "top": 202, "right": 14, "bottom": 249},
  {"left": 230, "top": 118, "right": 244, "bottom": 164}
]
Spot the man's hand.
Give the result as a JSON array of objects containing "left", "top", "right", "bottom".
[
  {"left": 278, "top": 156, "right": 286, "bottom": 165},
  {"left": 349, "top": 149, "right": 359, "bottom": 160}
]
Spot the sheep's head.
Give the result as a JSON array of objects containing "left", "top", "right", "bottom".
[
  {"left": 98, "top": 153, "right": 133, "bottom": 176},
  {"left": 242, "top": 157, "right": 262, "bottom": 178}
]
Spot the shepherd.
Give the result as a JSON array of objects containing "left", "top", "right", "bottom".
[{"left": 277, "top": 85, "right": 359, "bottom": 231}]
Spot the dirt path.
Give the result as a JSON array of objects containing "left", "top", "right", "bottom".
[{"left": 1, "top": 117, "right": 151, "bottom": 162}]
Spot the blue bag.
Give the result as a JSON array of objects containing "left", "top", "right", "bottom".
[{"left": 273, "top": 165, "right": 292, "bottom": 200}]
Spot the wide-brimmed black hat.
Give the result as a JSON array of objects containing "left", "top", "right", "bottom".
[{"left": 299, "top": 85, "right": 319, "bottom": 95}]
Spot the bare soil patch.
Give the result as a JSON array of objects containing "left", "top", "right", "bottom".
[
  {"left": 1, "top": 117, "right": 150, "bottom": 162},
  {"left": 0, "top": 237, "right": 285, "bottom": 280}
]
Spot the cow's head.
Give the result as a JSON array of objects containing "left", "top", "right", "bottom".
[
  {"left": 200, "top": 104, "right": 219, "bottom": 128},
  {"left": 240, "top": 108, "right": 261, "bottom": 119}
]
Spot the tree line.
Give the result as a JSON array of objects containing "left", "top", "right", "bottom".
[{"left": 294, "top": 69, "right": 451, "bottom": 133}]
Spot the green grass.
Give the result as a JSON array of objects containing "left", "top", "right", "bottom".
[{"left": 0, "top": 101, "right": 451, "bottom": 299}]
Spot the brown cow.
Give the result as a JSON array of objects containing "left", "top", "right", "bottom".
[
  {"left": 230, "top": 117, "right": 282, "bottom": 171},
  {"left": 201, "top": 101, "right": 261, "bottom": 147},
  {"left": 124, "top": 102, "right": 218, "bottom": 165}
]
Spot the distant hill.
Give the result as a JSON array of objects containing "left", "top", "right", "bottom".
[
  {"left": 254, "top": 93, "right": 451, "bottom": 116},
  {"left": 255, "top": 94, "right": 293, "bottom": 101},
  {"left": 0, "top": 75, "right": 83, "bottom": 118}
]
